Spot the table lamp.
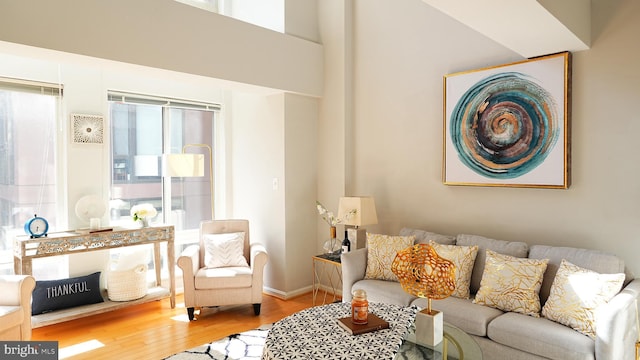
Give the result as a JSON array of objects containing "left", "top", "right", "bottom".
[
  {"left": 337, "top": 196, "right": 378, "bottom": 249},
  {"left": 392, "top": 244, "right": 456, "bottom": 346}
]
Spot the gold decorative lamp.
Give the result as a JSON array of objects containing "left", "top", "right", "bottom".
[
  {"left": 162, "top": 143, "right": 213, "bottom": 219},
  {"left": 392, "top": 244, "right": 456, "bottom": 346},
  {"left": 337, "top": 196, "right": 378, "bottom": 249}
]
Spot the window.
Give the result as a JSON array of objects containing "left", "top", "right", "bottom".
[
  {"left": 108, "top": 91, "right": 220, "bottom": 258},
  {"left": 0, "top": 78, "right": 62, "bottom": 275}
]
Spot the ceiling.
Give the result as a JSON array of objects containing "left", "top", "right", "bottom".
[{"left": 422, "top": 0, "right": 590, "bottom": 58}]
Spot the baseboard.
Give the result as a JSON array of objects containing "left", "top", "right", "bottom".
[{"left": 263, "top": 285, "right": 312, "bottom": 300}]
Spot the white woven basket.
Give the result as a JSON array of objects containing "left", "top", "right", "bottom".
[{"left": 107, "top": 264, "right": 148, "bottom": 301}]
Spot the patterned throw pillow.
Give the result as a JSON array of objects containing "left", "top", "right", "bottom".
[
  {"left": 203, "top": 232, "right": 249, "bottom": 268},
  {"left": 429, "top": 241, "right": 478, "bottom": 299},
  {"left": 365, "top": 233, "right": 415, "bottom": 281},
  {"left": 541, "top": 259, "right": 625, "bottom": 338},
  {"left": 473, "top": 250, "right": 549, "bottom": 317}
]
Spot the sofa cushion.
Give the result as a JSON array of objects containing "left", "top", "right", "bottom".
[
  {"left": 412, "top": 296, "right": 504, "bottom": 337},
  {"left": 528, "top": 245, "right": 626, "bottom": 305},
  {"left": 541, "top": 259, "right": 625, "bottom": 338},
  {"left": 399, "top": 228, "right": 456, "bottom": 245},
  {"left": 455, "top": 234, "right": 529, "bottom": 294},
  {"left": 488, "top": 312, "right": 595, "bottom": 360},
  {"left": 364, "top": 233, "right": 414, "bottom": 281},
  {"left": 352, "top": 279, "right": 417, "bottom": 306},
  {"left": 429, "top": 241, "right": 478, "bottom": 299},
  {"left": 473, "top": 250, "right": 548, "bottom": 317}
]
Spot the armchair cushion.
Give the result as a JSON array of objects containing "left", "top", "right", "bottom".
[
  {"left": 195, "top": 266, "right": 253, "bottom": 289},
  {"left": 203, "top": 232, "right": 249, "bottom": 268},
  {"left": 0, "top": 306, "right": 22, "bottom": 329}
]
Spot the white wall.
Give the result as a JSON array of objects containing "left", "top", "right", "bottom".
[
  {"left": 342, "top": 0, "right": 640, "bottom": 275},
  {"left": 230, "top": 92, "right": 318, "bottom": 296}
]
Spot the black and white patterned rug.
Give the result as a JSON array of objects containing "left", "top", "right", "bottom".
[{"left": 163, "top": 326, "right": 270, "bottom": 360}]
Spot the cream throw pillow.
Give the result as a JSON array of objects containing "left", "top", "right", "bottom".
[
  {"left": 473, "top": 250, "right": 549, "bottom": 316},
  {"left": 429, "top": 241, "right": 478, "bottom": 299},
  {"left": 203, "top": 232, "right": 249, "bottom": 268},
  {"left": 541, "top": 259, "right": 625, "bottom": 338},
  {"left": 365, "top": 233, "right": 415, "bottom": 281}
]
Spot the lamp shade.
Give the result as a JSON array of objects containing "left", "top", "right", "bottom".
[
  {"left": 337, "top": 196, "right": 378, "bottom": 227},
  {"left": 162, "top": 153, "right": 205, "bottom": 177}
]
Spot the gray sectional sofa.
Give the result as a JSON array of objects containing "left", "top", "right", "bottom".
[{"left": 341, "top": 228, "right": 640, "bottom": 360}]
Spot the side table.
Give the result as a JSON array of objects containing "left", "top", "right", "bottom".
[{"left": 312, "top": 253, "right": 342, "bottom": 305}]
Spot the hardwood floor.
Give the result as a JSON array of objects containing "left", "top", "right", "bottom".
[{"left": 32, "top": 292, "right": 323, "bottom": 360}]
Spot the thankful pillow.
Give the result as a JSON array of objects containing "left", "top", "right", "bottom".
[
  {"left": 429, "top": 241, "right": 478, "bottom": 299},
  {"left": 541, "top": 259, "right": 625, "bottom": 338},
  {"left": 473, "top": 250, "right": 549, "bottom": 316},
  {"left": 364, "top": 233, "right": 415, "bottom": 281},
  {"left": 203, "top": 232, "right": 249, "bottom": 268},
  {"left": 32, "top": 272, "right": 104, "bottom": 315}
]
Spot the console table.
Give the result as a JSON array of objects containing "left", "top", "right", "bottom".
[{"left": 14, "top": 225, "right": 175, "bottom": 327}]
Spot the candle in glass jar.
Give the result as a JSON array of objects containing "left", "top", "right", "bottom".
[{"left": 351, "top": 289, "right": 368, "bottom": 324}]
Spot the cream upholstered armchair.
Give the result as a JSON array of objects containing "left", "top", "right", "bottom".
[
  {"left": 177, "top": 219, "right": 268, "bottom": 321},
  {"left": 0, "top": 275, "right": 36, "bottom": 340}
]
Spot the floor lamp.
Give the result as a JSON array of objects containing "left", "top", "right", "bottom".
[
  {"left": 162, "top": 143, "right": 214, "bottom": 219},
  {"left": 337, "top": 196, "right": 378, "bottom": 249}
]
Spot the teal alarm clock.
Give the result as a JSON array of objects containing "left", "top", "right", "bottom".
[{"left": 24, "top": 214, "right": 49, "bottom": 238}]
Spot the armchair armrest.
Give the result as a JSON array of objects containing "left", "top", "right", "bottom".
[
  {"left": 177, "top": 244, "right": 200, "bottom": 276},
  {"left": 340, "top": 248, "right": 367, "bottom": 303},
  {"left": 250, "top": 243, "right": 268, "bottom": 272},
  {"left": 0, "top": 275, "right": 36, "bottom": 341},
  {"left": 0, "top": 275, "right": 36, "bottom": 306},
  {"left": 177, "top": 245, "right": 200, "bottom": 308},
  {"left": 596, "top": 278, "right": 640, "bottom": 360},
  {"left": 249, "top": 243, "right": 268, "bottom": 302}
]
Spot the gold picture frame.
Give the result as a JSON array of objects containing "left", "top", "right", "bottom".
[
  {"left": 443, "top": 52, "right": 571, "bottom": 189},
  {"left": 71, "top": 113, "right": 104, "bottom": 144}
]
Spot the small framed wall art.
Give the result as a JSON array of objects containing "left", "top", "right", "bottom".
[
  {"left": 71, "top": 113, "right": 104, "bottom": 144},
  {"left": 443, "top": 52, "right": 571, "bottom": 189}
]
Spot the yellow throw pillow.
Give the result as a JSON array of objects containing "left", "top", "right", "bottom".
[
  {"left": 429, "top": 241, "right": 478, "bottom": 299},
  {"left": 541, "top": 259, "right": 625, "bottom": 338},
  {"left": 365, "top": 233, "right": 415, "bottom": 281},
  {"left": 473, "top": 250, "right": 549, "bottom": 317}
]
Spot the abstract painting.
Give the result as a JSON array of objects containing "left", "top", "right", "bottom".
[{"left": 443, "top": 52, "right": 571, "bottom": 188}]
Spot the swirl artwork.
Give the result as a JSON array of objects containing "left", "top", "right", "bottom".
[{"left": 444, "top": 52, "right": 571, "bottom": 188}]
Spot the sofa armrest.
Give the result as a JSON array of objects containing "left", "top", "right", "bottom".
[
  {"left": 341, "top": 248, "right": 367, "bottom": 303},
  {"left": 596, "top": 278, "right": 640, "bottom": 360}
]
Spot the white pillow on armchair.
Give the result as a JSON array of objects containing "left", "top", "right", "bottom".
[{"left": 203, "top": 232, "right": 249, "bottom": 268}]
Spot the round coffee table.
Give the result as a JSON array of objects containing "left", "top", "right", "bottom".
[
  {"left": 397, "top": 322, "right": 482, "bottom": 359},
  {"left": 261, "top": 302, "right": 481, "bottom": 360},
  {"left": 262, "top": 302, "right": 417, "bottom": 359}
]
